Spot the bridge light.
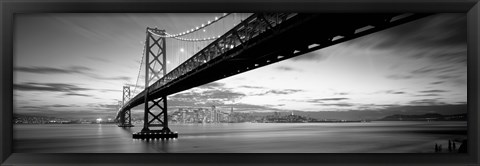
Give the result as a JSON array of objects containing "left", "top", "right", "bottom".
[
  {"left": 215, "top": 17, "right": 219, "bottom": 20},
  {"left": 196, "top": 27, "right": 199, "bottom": 30},
  {"left": 207, "top": 21, "right": 211, "bottom": 24}
]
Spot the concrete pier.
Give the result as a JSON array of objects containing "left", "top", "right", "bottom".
[
  {"left": 118, "top": 124, "right": 134, "bottom": 127},
  {"left": 132, "top": 130, "right": 178, "bottom": 139}
]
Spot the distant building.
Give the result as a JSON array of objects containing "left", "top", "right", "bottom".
[{"left": 212, "top": 105, "right": 217, "bottom": 123}]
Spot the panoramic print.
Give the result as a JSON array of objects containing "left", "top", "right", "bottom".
[{"left": 13, "top": 13, "right": 467, "bottom": 153}]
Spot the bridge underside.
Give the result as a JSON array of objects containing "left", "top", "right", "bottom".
[{"left": 118, "top": 13, "right": 430, "bottom": 117}]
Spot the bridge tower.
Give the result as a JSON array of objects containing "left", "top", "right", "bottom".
[
  {"left": 118, "top": 86, "right": 134, "bottom": 127},
  {"left": 133, "top": 27, "right": 177, "bottom": 139}
]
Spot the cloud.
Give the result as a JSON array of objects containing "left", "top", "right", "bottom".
[
  {"left": 385, "top": 90, "right": 406, "bottom": 95},
  {"left": 64, "top": 93, "right": 92, "bottom": 97},
  {"left": 345, "top": 14, "right": 466, "bottom": 68},
  {"left": 99, "top": 89, "right": 122, "bottom": 93},
  {"left": 386, "top": 74, "right": 412, "bottom": 80},
  {"left": 88, "top": 75, "right": 131, "bottom": 81},
  {"left": 414, "top": 94, "right": 440, "bottom": 97},
  {"left": 290, "top": 52, "right": 328, "bottom": 61},
  {"left": 320, "top": 103, "right": 354, "bottom": 107},
  {"left": 436, "top": 74, "right": 460, "bottom": 80},
  {"left": 275, "top": 66, "right": 302, "bottom": 72},
  {"left": 18, "top": 106, "right": 45, "bottom": 109},
  {"left": 14, "top": 82, "right": 100, "bottom": 98},
  {"left": 165, "top": 81, "right": 250, "bottom": 107},
  {"left": 197, "top": 82, "right": 225, "bottom": 90},
  {"left": 301, "top": 98, "right": 349, "bottom": 103},
  {"left": 411, "top": 66, "right": 440, "bottom": 74},
  {"left": 169, "top": 88, "right": 247, "bottom": 107},
  {"left": 430, "top": 81, "right": 444, "bottom": 85},
  {"left": 15, "top": 66, "right": 131, "bottom": 81},
  {"left": 433, "top": 50, "right": 467, "bottom": 64},
  {"left": 369, "top": 14, "right": 466, "bottom": 50},
  {"left": 334, "top": 92, "right": 349, "bottom": 96},
  {"left": 410, "top": 66, "right": 465, "bottom": 83},
  {"left": 94, "top": 104, "right": 119, "bottom": 110},
  {"left": 15, "top": 101, "right": 122, "bottom": 119},
  {"left": 20, "top": 104, "right": 79, "bottom": 109},
  {"left": 14, "top": 82, "right": 92, "bottom": 92},
  {"left": 87, "top": 56, "right": 109, "bottom": 63},
  {"left": 49, "top": 104, "right": 72, "bottom": 108},
  {"left": 316, "top": 98, "right": 349, "bottom": 101},
  {"left": 203, "top": 90, "right": 246, "bottom": 100},
  {"left": 15, "top": 66, "right": 90, "bottom": 74},
  {"left": 238, "top": 85, "right": 265, "bottom": 89},
  {"left": 408, "top": 98, "right": 445, "bottom": 106},
  {"left": 254, "top": 89, "right": 303, "bottom": 96},
  {"left": 419, "top": 90, "right": 448, "bottom": 93}
]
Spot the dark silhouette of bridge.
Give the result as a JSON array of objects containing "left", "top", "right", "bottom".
[{"left": 114, "top": 13, "right": 430, "bottom": 139}]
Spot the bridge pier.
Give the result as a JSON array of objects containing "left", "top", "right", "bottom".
[
  {"left": 132, "top": 28, "right": 178, "bottom": 140},
  {"left": 118, "top": 86, "right": 134, "bottom": 127},
  {"left": 133, "top": 95, "right": 177, "bottom": 139}
]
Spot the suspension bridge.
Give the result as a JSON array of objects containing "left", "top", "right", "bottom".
[{"left": 114, "top": 13, "right": 430, "bottom": 139}]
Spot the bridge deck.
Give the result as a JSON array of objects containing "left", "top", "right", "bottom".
[{"left": 117, "top": 13, "right": 430, "bottom": 118}]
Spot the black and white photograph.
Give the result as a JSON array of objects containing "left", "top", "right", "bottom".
[{"left": 13, "top": 13, "right": 467, "bottom": 153}]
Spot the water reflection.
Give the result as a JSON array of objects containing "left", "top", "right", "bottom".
[{"left": 13, "top": 121, "right": 467, "bottom": 153}]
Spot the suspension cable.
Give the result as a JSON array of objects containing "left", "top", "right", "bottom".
[{"left": 132, "top": 41, "right": 146, "bottom": 96}]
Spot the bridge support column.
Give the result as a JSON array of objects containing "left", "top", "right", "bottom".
[
  {"left": 119, "top": 86, "right": 134, "bottom": 127},
  {"left": 141, "top": 96, "right": 171, "bottom": 132},
  {"left": 133, "top": 28, "right": 177, "bottom": 140}
]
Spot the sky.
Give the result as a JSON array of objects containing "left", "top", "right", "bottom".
[{"left": 13, "top": 13, "right": 467, "bottom": 119}]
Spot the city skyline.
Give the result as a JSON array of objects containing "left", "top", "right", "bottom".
[{"left": 14, "top": 13, "right": 467, "bottom": 119}]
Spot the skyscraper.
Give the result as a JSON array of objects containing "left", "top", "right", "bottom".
[{"left": 211, "top": 105, "right": 216, "bottom": 123}]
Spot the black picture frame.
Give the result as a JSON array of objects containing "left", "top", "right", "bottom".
[{"left": 1, "top": 0, "right": 479, "bottom": 165}]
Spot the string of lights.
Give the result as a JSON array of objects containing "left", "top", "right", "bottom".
[
  {"left": 148, "top": 13, "right": 231, "bottom": 38},
  {"left": 170, "top": 35, "right": 222, "bottom": 42}
]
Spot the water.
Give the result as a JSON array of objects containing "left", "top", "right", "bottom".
[{"left": 13, "top": 121, "right": 467, "bottom": 153}]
